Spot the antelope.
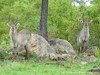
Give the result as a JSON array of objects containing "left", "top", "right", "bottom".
[
  {"left": 7, "top": 18, "right": 31, "bottom": 60},
  {"left": 77, "top": 15, "right": 92, "bottom": 53}
]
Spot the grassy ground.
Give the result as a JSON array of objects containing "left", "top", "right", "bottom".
[{"left": 0, "top": 55, "right": 100, "bottom": 75}]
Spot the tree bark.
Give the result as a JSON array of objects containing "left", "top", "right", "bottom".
[{"left": 40, "top": 0, "right": 48, "bottom": 41}]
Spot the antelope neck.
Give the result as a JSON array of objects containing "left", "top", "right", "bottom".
[
  {"left": 82, "top": 25, "right": 89, "bottom": 33},
  {"left": 10, "top": 30, "right": 18, "bottom": 40}
]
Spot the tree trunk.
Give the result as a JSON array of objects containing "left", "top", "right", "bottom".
[{"left": 40, "top": 0, "right": 48, "bottom": 41}]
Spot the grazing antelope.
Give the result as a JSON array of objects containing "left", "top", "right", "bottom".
[
  {"left": 7, "top": 19, "right": 31, "bottom": 59},
  {"left": 77, "top": 15, "right": 92, "bottom": 53}
]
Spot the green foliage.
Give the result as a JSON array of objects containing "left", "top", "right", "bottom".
[
  {"left": 94, "top": 49, "right": 100, "bottom": 58},
  {"left": 0, "top": 34, "right": 10, "bottom": 48},
  {"left": 0, "top": 0, "right": 100, "bottom": 55},
  {"left": 0, "top": 49, "right": 8, "bottom": 59}
]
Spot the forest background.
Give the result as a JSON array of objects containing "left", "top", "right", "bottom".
[{"left": 0, "top": 0, "right": 100, "bottom": 55}]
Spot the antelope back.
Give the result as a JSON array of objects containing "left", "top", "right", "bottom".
[{"left": 17, "top": 29, "right": 31, "bottom": 45}]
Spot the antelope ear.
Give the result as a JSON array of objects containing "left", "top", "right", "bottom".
[
  {"left": 15, "top": 22, "right": 20, "bottom": 26},
  {"left": 88, "top": 20, "right": 92, "bottom": 24},
  {"left": 80, "top": 20, "right": 84, "bottom": 24},
  {"left": 7, "top": 23, "right": 10, "bottom": 26}
]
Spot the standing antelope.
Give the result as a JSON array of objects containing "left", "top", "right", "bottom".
[
  {"left": 7, "top": 20, "right": 31, "bottom": 60},
  {"left": 77, "top": 16, "right": 92, "bottom": 53}
]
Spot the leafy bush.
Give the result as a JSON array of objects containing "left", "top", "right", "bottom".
[
  {"left": 94, "top": 49, "right": 100, "bottom": 58},
  {"left": 0, "top": 49, "right": 8, "bottom": 59},
  {"left": 0, "top": 0, "right": 100, "bottom": 51},
  {"left": 0, "top": 34, "right": 10, "bottom": 49}
]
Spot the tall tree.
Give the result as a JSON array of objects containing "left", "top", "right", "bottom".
[{"left": 39, "top": 0, "right": 48, "bottom": 40}]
